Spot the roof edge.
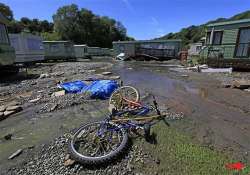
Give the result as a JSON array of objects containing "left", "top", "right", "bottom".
[
  {"left": 113, "top": 39, "right": 182, "bottom": 44},
  {"left": 207, "top": 18, "right": 250, "bottom": 27}
]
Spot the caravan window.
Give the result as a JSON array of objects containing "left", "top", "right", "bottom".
[
  {"left": 235, "top": 28, "right": 250, "bottom": 57},
  {"left": 0, "top": 23, "right": 9, "bottom": 44},
  {"left": 27, "top": 38, "right": 43, "bottom": 50},
  {"left": 212, "top": 31, "right": 223, "bottom": 45}
]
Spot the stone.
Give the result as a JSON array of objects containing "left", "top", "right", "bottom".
[
  {"left": 8, "top": 149, "right": 23, "bottom": 159},
  {"left": 232, "top": 80, "right": 250, "bottom": 89},
  {"left": 109, "top": 76, "right": 120, "bottom": 80},
  {"left": 0, "top": 112, "right": 4, "bottom": 117},
  {"left": 64, "top": 159, "right": 75, "bottom": 167},
  {"left": 6, "top": 101, "right": 20, "bottom": 107},
  {"left": 0, "top": 106, "right": 5, "bottom": 112},
  {"left": 53, "top": 90, "right": 65, "bottom": 97},
  {"left": 29, "top": 98, "right": 41, "bottom": 103},
  {"left": 180, "top": 74, "right": 189, "bottom": 78},
  {"left": 65, "top": 154, "right": 70, "bottom": 160},
  {"left": 4, "top": 110, "right": 16, "bottom": 117},
  {"left": 50, "top": 104, "right": 58, "bottom": 112},
  {"left": 39, "top": 73, "right": 50, "bottom": 79},
  {"left": 6, "top": 106, "right": 22, "bottom": 112},
  {"left": 244, "top": 88, "right": 250, "bottom": 92},
  {"left": 102, "top": 71, "right": 112, "bottom": 76}
]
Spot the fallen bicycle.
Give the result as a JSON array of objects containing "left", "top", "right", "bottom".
[{"left": 68, "top": 96, "right": 170, "bottom": 165}]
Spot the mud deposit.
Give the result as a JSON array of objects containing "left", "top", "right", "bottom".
[{"left": 1, "top": 58, "right": 250, "bottom": 174}]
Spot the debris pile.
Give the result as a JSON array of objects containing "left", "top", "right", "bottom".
[{"left": 0, "top": 62, "right": 116, "bottom": 117}]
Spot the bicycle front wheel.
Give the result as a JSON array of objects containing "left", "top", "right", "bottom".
[
  {"left": 68, "top": 121, "right": 128, "bottom": 165},
  {"left": 109, "top": 86, "right": 140, "bottom": 111}
]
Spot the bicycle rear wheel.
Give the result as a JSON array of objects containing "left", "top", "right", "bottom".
[
  {"left": 68, "top": 121, "right": 128, "bottom": 165},
  {"left": 109, "top": 86, "right": 140, "bottom": 111}
]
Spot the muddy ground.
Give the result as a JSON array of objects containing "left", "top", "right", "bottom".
[{"left": 0, "top": 58, "right": 250, "bottom": 174}]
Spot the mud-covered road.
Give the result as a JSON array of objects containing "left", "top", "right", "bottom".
[
  {"left": 0, "top": 58, "right": 250, "bottom": 174},
  {"left": 112, "top": 61, "right": 250, "bottom": 162}
]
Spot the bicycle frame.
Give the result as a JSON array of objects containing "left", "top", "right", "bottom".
[{"left": 97, "top": 100, "right": 166, "bottom": 137}]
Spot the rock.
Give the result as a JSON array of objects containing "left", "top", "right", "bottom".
[
  {"left": 65, "top": 154, "right": 70, "bottom": 160},
  {"left": 50, "top": 104, "right": 58, "bottom": 112},
  {"left": 6, "top": 101, "right": 20, "bottom": 107},
  {"left": 4, "top": 110, "right": 16, "bottom": 117},
  {"left": 29, "top": 98, "right": 41, "bottom": 103},
  {"left": 232, "top": 80, "right": 250, "bottom": 89},
  {"left": 64, "top": 159, "right": 75, "bottom": 167},
  {"left": 244, "top": 88, "right": 250, "bottom": 92},
  {"left": 179, "top": 74, "right": 189, "bottom": 78},
  {"left": 52, "top": 90, "right": 65, "bottom": 97},
  {"left": 4, "top": 134, "right": 12, "bottom": 140},
  {"left": 102, "top": 71, "right": 112, "bottom": 76},
  {"left": 0, "top": 112, "right": 3, "bottom": 117},
  {"left": 39, "top": 73, "right": 50, "bottom": 79},
  {"left": 6, "top": 106, "right": 22, "bottom": 112},
  {"left": 8, "top": 149, "right": 23, "bottom": 160},
  {"left": 109, "top": 76, "right": 121, "bottom": 80},
  {"left": 0, "top": 106, "right": 6, "bottom": 112}
]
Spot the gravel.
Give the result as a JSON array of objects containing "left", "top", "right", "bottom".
[
  {"left": 0, "top": 62, "right": 114, "bottom": 113},
  {"left": 7, "top": 133, "right": 155, "bottom": 175}
]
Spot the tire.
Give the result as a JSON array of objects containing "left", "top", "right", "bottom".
[
  {"left": 68, "top": 121, "right": 128, "bottom": 165},
  {"left": 109, "top": 86, "right": 140, "bottom": 111}
]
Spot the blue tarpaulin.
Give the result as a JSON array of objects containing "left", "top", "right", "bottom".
[
  {"left": 59, "top": 80, "right": 119, "bottom": 99},
  {"left": 58, "top": 81, "right": 87, "bottom": 93}
]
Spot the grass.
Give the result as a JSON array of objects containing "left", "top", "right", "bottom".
[{"left": 132, "top": 121, "right": 249, "bottom": 175}]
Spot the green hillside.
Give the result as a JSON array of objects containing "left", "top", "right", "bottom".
[{"left": 158, "top": 10, "right": 250, "bottom": 47}]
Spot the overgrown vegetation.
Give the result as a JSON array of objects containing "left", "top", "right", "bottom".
[
  {"left": 0, "top": 3, "right": 132, "bottom": 48},
  {"left": 135, "top": 121, "right": 250, "bottom": 175},
  {"left": 158, "top": 10, "right": 250, "bottom": 47}
]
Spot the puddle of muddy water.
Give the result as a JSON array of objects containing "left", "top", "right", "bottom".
[{"left": 0, "top": 100, "right": 108, "bottom": 169}]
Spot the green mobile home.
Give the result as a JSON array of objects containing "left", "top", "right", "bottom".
[
  {"left": 43, "top": 41, "right": 76, "bottom": 61},
  {"left": 74, "top": 45, "right": 88, "bottom": 59},
  {"left": 0, "top": 12, "right": 18, "bottom": 73},
  {"left": 113, "top": 39, "right": 182, "bottom": 59},
  {"left": 201, "top": 19, "right": 250, "bottom": 69}
]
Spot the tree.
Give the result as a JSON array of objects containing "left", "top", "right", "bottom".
[
  {"left": 53, "top": 4, "right": 130, "bottom": 48},
  {"left": 41, "top": 32, "right": 61, "bottom": 41},
  {"left": 0, "top": 3, "right": 13, "bottom": 20},
  {"left": 53, "top": 4, "right": 80, "bottom": 42}
]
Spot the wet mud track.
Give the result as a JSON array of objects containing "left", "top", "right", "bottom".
[{"left": 112, "top": 61, "right": 250, "bottom": 162}]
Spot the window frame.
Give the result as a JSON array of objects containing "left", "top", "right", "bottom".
[
  {"left": 212, "top": 31, "right": 223, "bottom": 45},
  {"left": 234, "top": 26, "right": 250, "bottom": 58}
]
